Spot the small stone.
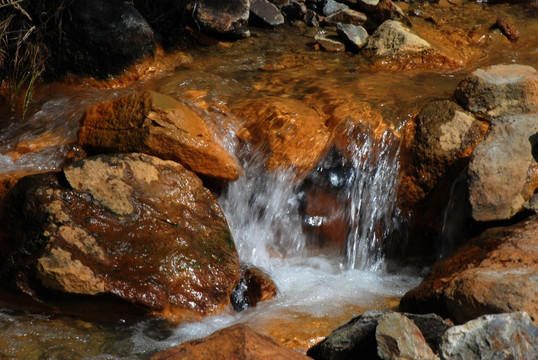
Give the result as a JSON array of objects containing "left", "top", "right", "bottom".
[
  {"left": 337, "top": 23, "right": 369, "bottom": 50},
  {"left": 495, "top": 16, "right": 519, "bottom": 42},
  {"left": 304, "top": 9, "right": 321, "bottom": 27},
  {"left": 376, "top": 313, "right": 439, "bottom": 360},
  {"left": 323, "top": 0, "right": 349, "bottom": 16},
  {"left": 323, "top": 9, "right": 368, "bottom": 26},
  {"left": 281, "top": 1, "right": 307, "bottom": 20},
  {"left": 250, "top": 0, "right": 285, "bottom": 27},
  {"left": 315, "top": 35, "right": 346, "bottom": 52}
]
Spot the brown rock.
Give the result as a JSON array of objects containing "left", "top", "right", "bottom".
[
  {"left": 78, "top": 91, "right": 242, "bottom": 182},
  {"left": 233, "top": 97, "right": 331, "bottom": 178},
  {"left": 400, "top": 215, "right": 538, "bottom": 325},
  {"left": 150, "top": 323, "right": 311, "bottom": 360},
  {"left": 371, "top": 0, "right": 409, "bottom": 24},
  {"left": 495, "top": 16, "right": 519, "bottom": 42},
  {"left": 315, "top": 35, "right": 347, "bottom": 52},
  {"left": 402, "top": 100, "right": 488, "bottom": 205},
  {"left": 244, "top": 267, "right": 278, "bottom": 306},
  {"left": 1, "top": 153, "right": 240, "bottom": 321}
]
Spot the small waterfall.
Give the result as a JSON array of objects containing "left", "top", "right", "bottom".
[{"left": 345, "top": 128, "right": 402, "bottom": 271}]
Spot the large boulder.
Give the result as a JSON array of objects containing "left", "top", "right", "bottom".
[
  {"left": 454, "top": 64, "right": 538, "bottom": 117},
  {"left": 363, "top": 20, "right": 461, "bottom": 70},
  {"left": 0, "top": 153, "right": 240, "bottom": 321},
  {"left": 402, "top": 100, "right": 488, "bottom": 205},
  {"left": 440, "top": 312, "right": 538, "bottom": 360},
  {"left": 150, "top": 324, "right": 311, "bottom": 360},
  {"left": 233, "top": 97, "right": 331, "bottom": 178},
  {"left": 467, "top": 113, "right": 538, "bottom": 221},
  {"left": 51, "top": 0, "right": 155, "bottom": 78},
  {"left": 193, "top": 0, "right": 250, "bottom": 37},
  {"left": 400, "top": 215, "right": 538, "bottom": 325},
  {"left": 78, "top": 91, "right": 242, "bottom": 182}
]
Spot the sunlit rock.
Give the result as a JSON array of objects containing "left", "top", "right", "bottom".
[
  {"left": 250, "top": 0, "right": 285, "bottom": 27},
  {"left": 1, "top": 153, "right": 240, "bottom": 321},
  {"left": 193, "top": 0, "right": 250, "bottom": 37},
  {"left": 376, "top": 313, "right": 439, "bottom": 360},
  {"left": 336, "top": 23, "right": 369, "bottom": 50},
  {"left": 440, "top": 312, "right": 538, "bottom": 360},
  {"left": 315, "top": 35, "right": 347, "bottom": 52},
  {"left": 400, "top": 215, "right": 538, "bottom": 325},
  {"left": 454, "top": 64, "right": 538, "bottom": 117},
  {"left": 78, "top": 91, "right": 242, "bottom": 182},
  {"left": 468, "top": 113, "right": 538, "bottom": 221},
  {"left": 323, "top": 0, "right": 350, "bottom": 16},
  {"left": 401, "top": 100, "right": 488, "bottom": 206},
  {"left": 233, "top": 97, "right": 331, "bottom": 178},
  {"left": 150, "top": 323, "right": 311, "bottom": 360},
  {"left": 364, "top": 20, "right": 461, "bottom": 71}
]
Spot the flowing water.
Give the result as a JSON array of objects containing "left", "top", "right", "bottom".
[{"left": 1, "top": 2, "right": 537, "bottom": 358}]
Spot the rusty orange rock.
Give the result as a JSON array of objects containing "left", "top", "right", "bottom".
[
  {"left": 150, "top": 324, "right": 311, "bottom": 360},
  {"left": 233, "top": 97, "right": 331, "bottom": 178},
  {"left": 78, "top": 91, "right": 242, "bottom": 182},
  {"left": 1, "top": 153, "right": 240, "bottom": 321},
  {"left": 400, "top": 215, "right": 538, "bottom": 325}
]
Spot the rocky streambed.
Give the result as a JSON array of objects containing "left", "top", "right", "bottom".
[{"left": 0, "top": 0, "right": 537, "bottom": 359}]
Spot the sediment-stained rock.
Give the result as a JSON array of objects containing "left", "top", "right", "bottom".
[
  {"left": 1, "top": 153, "right": 240, "bottom": 321},
  {"left": 233, "top": 97, "right": 331, "bottom": 178},
  {"left": 400, "top": 215, "right": 538, "bottom": 325},
  {"left": 150, "top": 323, "right": 311, "bottom": 360},
  {"left": 78, "top": 91, "right": 242, "bottom": 182}
]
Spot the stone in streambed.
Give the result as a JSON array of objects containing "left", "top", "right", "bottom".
[
  {"left": 400, "top": 215, "right": 538, "bottom": 325},
  {"left": 454, "top": 64, "right": 538, "bottom": 117},
  {"left": 468, "top": 113, "right": 538, "bottom": 221},
  {"left": 323, "top": 0, "right": 350, "bottom": 16},
  {"left": 150, "top": 324, "right": 311, "bottom": 360},
  {"left": 440, "top": 312, "right": 538, "bottom": 360},
  {"left": 281, "top": 1, "right": 307, "bottom": 20},
  {"left": 323, "top": 9, "right": 368, "bottom": 26},
  {"left": 193, "top": 0, "right": 250, "bottom": 37},
  {"left": 371, "top": 0, "right": 408, "bottom": 24},
  {"left": 233, "top": 97, "right": 331, "bottom": 178},
  {"left": 250, "top": 0, "right": 285, "bottom": 27},
  {"left": 337, "top": 23, "right": 369, "bottom": 50},
  {"left": 376, "top": 313, "right": 439, "bottom": 360},
  {"left": 1, "top": 153, "right": 240, "bottom": 321},
  {"left": 364, "top": 20, "right": 461, "bottom": 70},
  {"left": 315, "top": 35, "right": 347, "bottom": 52},
  {"left": 231, "top": 266, "right": 278, "bottom": 311},
  {"left": 78, "top": 91, "right": 242, "bottom": 182}
]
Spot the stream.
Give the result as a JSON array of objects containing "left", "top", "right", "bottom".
[{"left": 0, "top": 2, "right": 537, "bottom": 358}]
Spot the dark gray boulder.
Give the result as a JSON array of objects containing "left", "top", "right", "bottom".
[{"left": 250, "top": 0, "right": 285, "bottom": 27}]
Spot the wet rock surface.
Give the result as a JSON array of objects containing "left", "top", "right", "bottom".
[
  {"left": 440, "top": 312, "right": 538, "bottom": 360},
  {"left": 78, "top": 91, "right": 242, "bottom": 182},
  {"left": 1, "top": 153, "right": 240, "bottom": 320},
  {"left": 231, "top": 266, "right": 278, "bottom": 311},
  {"left": 400, "top": 215, "right": 538, "bottom": 324},
  {"left": 150, "top": 323, "right": 311, "bottom": 359},
  {"left": 250, "top": 0, "right": 285, "bottom": 27},
  {"left": 233, "top": 97, "right": 331, "bottom": 178}
]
